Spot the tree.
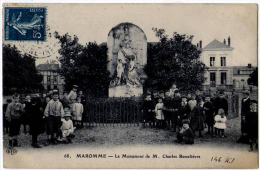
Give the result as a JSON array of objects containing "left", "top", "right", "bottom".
[
  {"left": 55, "top": 32, "right": 110, "bottom": 98},
  {"left": 247, "top": 67, "right": 258, "bottom": 86},
  {"left": 144, "top": 28, "right": 207, "bottom": 92},
  {"left": 3, "top": 44, "right": 43, "bottom": 95}
]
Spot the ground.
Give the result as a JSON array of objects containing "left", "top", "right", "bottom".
[
  {"left": 3, "top": 116, "right": 258, "bottom": 169},
  {"left": 2, "top": 116, "right": 255, "bottom": 150}
]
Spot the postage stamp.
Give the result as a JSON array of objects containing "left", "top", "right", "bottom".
[{"left": 4, "top": 7, "right": 46, "bottom": 41}]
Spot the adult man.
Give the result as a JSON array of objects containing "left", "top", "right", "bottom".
[
  {"left": 237, "top": 91, "right": 251, "bottom": 143},
  {"left": 163, "top": 90, "right": 173, "bottom": 129}
]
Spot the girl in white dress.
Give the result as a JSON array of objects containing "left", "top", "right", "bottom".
[
  {"left": 155, "top": 98, "right": 164, "bottom": 128},
  {"left": 214, "top": 108, "right": 227, "bottom": 138}
]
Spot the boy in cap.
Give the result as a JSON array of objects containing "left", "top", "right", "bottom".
[
  {"left": 44, "top": 91, "right": 64, "bottom": 145},
  {"left": 6, "top": 94, "right": 24, "bottom": 148},
  {"left": 177, "top": 95, "right": 191, "bottom": 131},
  {"left": 203, "top": 95, "right": 215, "bottom": 136},
  {"left": 141, "top": 92, "right": 155, "bottom": 128},
  {"left": 174, "top": 120, "right": 194, "bottom": 144},
  {"left": 214, "top": 91, "right": 228, "bottom": 116},
  {"left": 172, "top": 90, "right": 181, "bottom": 132}
]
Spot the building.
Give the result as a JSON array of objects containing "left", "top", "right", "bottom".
[
  {"left": 200, "top": 37, "right": 234, "bottom": 91},
  {"left": 36, "top": 63, "right": 65, "bottom": 95},
  {"left": 233, "top": 64, "right": 257, "bottom": 91}
]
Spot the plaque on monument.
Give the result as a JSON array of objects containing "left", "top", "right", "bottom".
[{"left": 107, "top": 22, "right": 147, "bottom": 97}]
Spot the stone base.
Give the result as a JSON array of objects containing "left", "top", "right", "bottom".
[{"left": 109, "top": 85, "right": 143, "bottom": 97}]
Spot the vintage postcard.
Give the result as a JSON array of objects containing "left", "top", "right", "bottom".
[{"left": 2, "top": 3, "right": 258, "bottom": 169}]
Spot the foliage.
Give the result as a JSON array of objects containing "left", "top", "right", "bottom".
[
  {"left": 144, "top": 28, "right": 207, "bottom": 92},
  {"left": 55, "top": 32, "right": 110, "bottom": 97},
  {"left": 247, "top": 67, "right": 258, "bottom": 86},
  {"left": 3, "top": 44, "right": 43, "bottom": 95}
]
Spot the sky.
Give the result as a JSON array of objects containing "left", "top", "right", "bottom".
[{"left": 5, "top": 3, "right": 258, "bottom": 66}]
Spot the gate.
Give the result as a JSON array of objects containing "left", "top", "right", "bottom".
[{"left": 84, "top": 97, "right": 144, "bottom": 127}]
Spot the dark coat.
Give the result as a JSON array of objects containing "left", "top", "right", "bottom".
[
  {"left": 245, "top": 111, "right": 258, "bottom": 139},
  {"left": 29, "top": 98, "right": 45, "bottom": 135},
  {"left": 241, "top": 98, "right": 251, "bottom": 133},
  {"left": 163, "top": 97, "right": 173, "bottom": 120},
  {"left": 60, "top": 97, "right": 70, "bottom": 108},
  {"left": 177, "top": 128, "right": 194, "bottom": 144},
  {"left": 22, "top": 101, "right": 32, "bottom": 124},
  {"left": 214, "top": 97, "right": 228, "bottom": 115},
  {"left": 177, "top": 103, "right": 191, "bottom": 126},
  {"left": 190, "top": 105, "right": 204, "bottom": 131},
  {"left": 141, "top": 100, "right": 154, "bottom": 121},
  {"left": 203, "top": 101, "right": 215, "bottom": 125}
]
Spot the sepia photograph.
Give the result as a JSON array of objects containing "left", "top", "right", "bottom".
[{"left": 1, "top": 3, "right": 258, "bottom": 169}]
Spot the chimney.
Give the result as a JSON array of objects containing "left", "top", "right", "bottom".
[
  {"left": 248, "top": 63, "right": 252, "bottom": 68},
  {"left": 199, "top": 40, "right": 202, "bottom": 49},
  {"left": 223, "top": 39, "right": 226, "bottom": 44},
  {"left": 228, "top": 36, "right": 231, "bottom": 46}
]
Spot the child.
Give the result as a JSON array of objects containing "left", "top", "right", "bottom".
[
  {"left": 29, "top": 97, "right": 45, "bottom": 148},
  {"left": 6, "top": 94, "right": 24, "bottom": 148},
  {"left": 155, "top": 98, "right": 164, "bottom": 128},
  {"left": 177, "top": 95, "right": 191, "bottom": 132},
  {"left": 72, "top": 98, "right": 84, "bottom": 129},
  {"left": 174, "top": 120, "right": 194, "bottom": 144},
  {"left": 141, "top": 93, "right": 154, "bottom": 127},
  {"left": 190, "top": 97, "right": 204, "bottom": 138},
  {"left": 60, "top": 113, "right": 74, "bottom": 143},
  {"left": 44, "top": 91, "right": 64, "bottom": 146},
  {"left": 203, "top": 95, "right": 215, "bottom": 136},
  {"left": 3, "top": 99, "right": 12, "bottom": 135},
  {"left": 214, "top": 108, "right": 227, "bottom": 138},
  {"left": 188, "top": 93, "right": 197, "bottom": 111},
  {"left": 22, "top": 95, "right": 32, "bottom": 133},
  {"left": 246, "top": 100, "right": 258, "bottom": 152}
]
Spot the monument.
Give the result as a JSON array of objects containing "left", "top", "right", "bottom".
[{"left": 107, "top": 23, "right": 147, "bottom": 97}]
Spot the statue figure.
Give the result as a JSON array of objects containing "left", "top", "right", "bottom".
[{"left": 115, "top": 33, "right": 141, "bottom": 86}]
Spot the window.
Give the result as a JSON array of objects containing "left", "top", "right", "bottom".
[
  {"left": 221, "top": 73, "right": 227, "bottom": 85},
  {"left": 47, "top": 85, "right": 51, "bottom": 91},
  {"left": 54, "top": 76, "right": 58, "bottom": 83},
  {"left": 210, "top": 57, "right": 215, "bottom": 66},
  {"left": 47, "top": 76, "right": 51, "bottom": 82},
  {"left": 221, "top": 57, "right": 226, "bottom": 66},
  {"left": 210, "top": 73, "right": 216, "bottom": 87}
]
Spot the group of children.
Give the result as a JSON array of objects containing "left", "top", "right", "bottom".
[
  {"left": 4, "top": 85, "right": 84, "bottom": 148},
  {"left": 141, "top": 87, "right": 231, "bottom": 144}
]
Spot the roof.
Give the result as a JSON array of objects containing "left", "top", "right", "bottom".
[
  {"left": 203, "top": 39, "right": 234, "bottom": 51},
  {"left": 233, "top": 66, "right": 256, "bottom": 75},
  {"left": 36, "top": 64, "right": 59, "bottom": 71}
]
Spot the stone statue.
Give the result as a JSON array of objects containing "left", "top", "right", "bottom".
[{"left": 107, "top": 23, "right": 147, "bottom": 97}]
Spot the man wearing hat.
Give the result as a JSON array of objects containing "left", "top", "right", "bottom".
[
  {"left": 237, "top": 90, "right": 251, "bottom": 143},
  {"left": 214, "top": 91, "right": 228, "bottom": 116}
]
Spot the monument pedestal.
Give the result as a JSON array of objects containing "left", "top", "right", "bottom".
[{"left": 109, "top": 85, "right": 143, "bottom": 97}]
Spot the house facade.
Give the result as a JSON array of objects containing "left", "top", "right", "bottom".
[
  {"left": 233, "top": 64, "right": 257, "bottom": 92},
  {"left": 36, "top": 64, "right": 65, "bottom": 95},
  {"left": 200, "top": 37, "right": 234, "bottom": 91}
]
